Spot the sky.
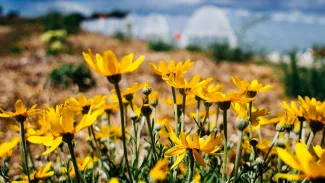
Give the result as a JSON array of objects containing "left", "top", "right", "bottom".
[{"left": 2, "top": 0, "right": 325, "bottom": 52}]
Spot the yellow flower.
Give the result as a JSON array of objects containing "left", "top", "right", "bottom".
[
  {"left": 83, "top": 49, "right": 145, "bottom": 76},
  {"left": 28, "top": 105, "right": 99, "bottom": 155},
  {"left": 275, "top": 142, "right": 325, "bottom": 180},
  {"left": 231, "top": 103, "right": 269, "bottom": 126},
  {"left": 198, "top": 91, "right": 253, "bottom": 103},
  {"left": 189, "top": 109, "right": 216, "bottom": 119},
  {"left": 162, "top": 94, "right": 197, "bottom": 106},
  {"left": 164, "top": 126, "right": 223, "bottom": 169},
  {"left": 193, "top": 172, "right": 201, "bottom": 183},
  {"left": 31, "top": 162, "right": 54, "bottom": 180},
  {"left": 298, "top": 96, "right": 325, "bottom": 125},
  {"left": 149, "top": 159, "right": 169, "bottom": 182},
  {"left": 108, "top": 177, "right": 120, "bottom": 183},
  {"left": 0, "top": 137, "right": 20, "bottom": 157},
  {"left": 281, "top": 101, "right": 304, "bottom": 119},
  {"left": 0, "top": 100, "right": 38, "bottom": 120},
  {"left": 149, "top": 59, "right": 194, "bottom": 76},
  {"left": 196, "top": 84, "right": 224, "bottom": 98},
  {"left": 232, "top": 76, "right": 274, "bottom": 94},
  {"left": 111, "top": 82, "right": 144, "bottom": 98},
  {"left": 77, "top": 156, "right": 94, "bottom": 171},
  {"left": 162, "top": 70, "right": 212, "bottom": 95},
  {"left": 66, "top": 93, "right": 106, "bottom": 115},
  {"left": 95, "top": 124, "right": 130, "bottom": 141}
]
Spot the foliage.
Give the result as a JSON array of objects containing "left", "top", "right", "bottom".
[
  {"left": 148, "top": 40, "right": 174, "bottom": 52},
  {"left": 41, "top": 29, "right": 67, "bottom": 55},
  {"left": 40, "top": 11, "right": 85, "bottom": 34},
  {"left": 186, "top": 44, "right": 203, "bottom": 53},
  {"left": 46, "top": 62, "right": 96, "bottom": 91},
  {"left": 208, "top": 43, "right": 253, "bottom": 62},
  {"left": 281, "top": 51, "right": 325, "bottom": 100},
  {"left": 89, "top": 10, "right": 129, "bottom": 19},
  {"left": 113, "top": 31, "right": 129, "bottom": 42}
]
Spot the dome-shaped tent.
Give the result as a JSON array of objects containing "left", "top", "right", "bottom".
[
  {"left": 182, "top": 6, "right": 237, "bottom": 48},
  {"left": 142, "top": 14, "right": 170, "bottom": 42}
]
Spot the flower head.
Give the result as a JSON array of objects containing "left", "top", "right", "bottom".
[
  {"left": 83, "top": 49, "right": 144, "bottom": 76},
  {"left": 149, "top": 159, "right": 169, "bottom": 182},
  {"left": 163, "top": 94, "right": 197, "bottom": 106},
  {"left": 0, "top": 100, "right": 38, "bottom": 121},
  {"left": 164, "top": 126, "right": 223, "bottom": 169},
  {"left": 149, "top": 59, "right": 194, "bottom": 76},
  {"left": 0, "top": 137, "right": 20, "bottom": 158},
  {"left": 162, "top": 70, "right": 212, "bottom": 95},
  {"left": 232, "top": 76, "right": 274, "bottom": 95},
  {"left": 66, "top": 93, "right": 106, "bottom": 115},
  {"left": 275, "top": 142, "right": 325, "bottom": 180}
]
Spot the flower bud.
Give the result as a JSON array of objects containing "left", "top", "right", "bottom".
[
  {"left": 235, "top": 118, "right": 249, "bottom": 131},
  {"left": 247, "top": 91, "right": 257, "bottom": 98},
  {"left": 250, "top": 138, "right": 258, "bottom": 147},
  {"left": 204, "top": 101, "right": 212, "bottom": 108},
  {"left": 217, "top": 101, "right": 231, "bottom": 111},
  {"left": 107, "top": 74, "right": 121, "bottom": 84},
  {"left": 141, "top": 104, "right": 152, "bottom": 116},
  {"left": 125, "top": 94, "right": 133, "bottom": 102},
  {"left": 130, "top": 113, "right": 139, "bottom": 122},
  {"left": 143, "top": 82, "right": 152, "bottom": 96}
]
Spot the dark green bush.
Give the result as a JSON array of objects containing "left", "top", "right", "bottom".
[
  {"left": 148, "top": 41, "right": 173, "bottom": 52},
  {"left": 46, "top": 62, "right": 96, "bottom": 91},
  {"left": 208, "top": 43, "right": 252, "bottom": 62},
  {"left": 113, "top": 31, "right": 129, "bottom": 42},
  {"left": 40, "top": 12, "right": 85, "bottom": 34},
  {"left": 281, "top": 51, "right": 325, "bottom": 100},
  {"left": 186, "top": 44, "right": 203, "bottom": 52}
]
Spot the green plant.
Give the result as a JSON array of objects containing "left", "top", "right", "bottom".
[
  {"left": 46, "top": 62, "right": 96, "bottom": 91},
  {"left": 41, "top": 29, "right": 67, "bottom": 55},
  {"left": 281, "top": 51, "right": 325, "bottom": 100},
  {"left": 186, "top": 44, "right": 203, "bottom": 52},
  {"left": 113, "top": 31, "right": 128, "bottom": 42},
  {"left": 148, "top": 41, "right": 173, "bottom": 52},
  {"left": 208, "top": 43, "right": 252, "bottom": 62}
]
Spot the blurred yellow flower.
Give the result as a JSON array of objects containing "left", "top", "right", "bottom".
[
  {"left": 231, "top": 103, "right": 269, "bottom": 126},
  {"left": 149, "top": 159, "right": 169, "bottom": 182},
  {"left": 275, "top": 142, "right": 325, "bottom": 180},
  {"left": 281, "top": 101, "right": 304, "bottom": 119},
  {"left": 108, "top": 177, "right": 120, "bottom": 183},
  {"left": 232, "top": 76, "right": 273, "bottom": 94},
  {"left": 163, "top": 94, "right": 196, "bottom": 106},
  {"left": 298, "top": 96, "right": 325, "bottom": 125},
  {"left": 162, "top": 70, "right": 212, "bottom": 95},
  {"left": 0, "top": 137, "right": 20, "bottom": 157},
  {"left": 66, "top": 93, "right": 106, "bottom": 115},
  {"left": 198, "top": 91, "right": 253, "bottom": 104},
  {"left": 28, "top": 105, "right": 99, "bottom": 155},
  {"left": 111, "top": 82, "right": 144, "bottom": 98},
  {"left": 164, "top": 126, "right": 223, "bottom": 169},
  {"left": 83, "top": 49, "right": 145, "bottom": 76},
  {"left": 0, "top": 100, "right": 38, "bottom": 120},
  {"left": 149, "top": 59, "right": 194, "bottom": 76}
]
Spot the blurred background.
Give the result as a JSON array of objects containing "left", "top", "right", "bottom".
[{"left": 1, "top": 0, "right": 325, "bottom": 138}]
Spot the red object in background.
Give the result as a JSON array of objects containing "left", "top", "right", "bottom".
[
  {"left": 100, "top": 15, "right": 107, "bottom": 20},
  {"left": 174, "top": 32, "right": 181, "bottom": 41}
]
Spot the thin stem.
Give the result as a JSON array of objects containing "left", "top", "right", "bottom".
[
  {"left": 195, "top": 98, "right": 201, "bottom": 125},
  {"left": 186, "top": 150, "right": 194, "bottom": 183},
  {"left": 216, "top": 105, "right": 219, "bottom": 133},
  {"left": 264, "top": 132, "right": 279, "bottom": 160},
  {"left": 132, "top": 119, "right": 139, "bottom": 166},
  {"left": 171, "top": 87, "right": 179, "bottom": 135},
  {"left": 181, "top": 94, "right": 186, "bottom": 133},
  {"left": 145, "top": 115, "right": 156, "bottom": 163},
  {"left": 66, "top": 140, "right": 86, "bottom": 183},
  {"left": 277, "top": 156, "right": 281, "bottom": 183},
  {"left": 321, "top": 129, "right": 325, "bottom": 148},
  {"left": 306, "top": 130, "right": 315, "bottom": 150},
  {"left": 299, "top": 120, "right": 304, "bottom": 141},
  {"left": 26, "top": 142, "right": 35, "bottom": 171},
  {"left": 19, "top": 121, "right": 31, "bottom": 183},
  {"left": 200, "top": 106, "right": 209, "bottom": 137},
  {"left": 113, "top": 83, "right": 133, "bottom": 183},
  {"left": 248, "top": 101, "right": 255, "bottom": 160},
  {"left": 222, "top": 109, "right": 228, "bottom": 182},
  {"left": 234, "top": 130, "right": 243, "bottom": 182}
]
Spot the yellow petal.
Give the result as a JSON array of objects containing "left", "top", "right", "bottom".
[
  {"left": 42, "top": 136, "right": 63, "bottom": 155},
  {"left": 274, "top": 173, "right": 306, "bottom": 180},
  {"left": 103, "top": 50, "right": 118, "bottom": 75},
  {"left": 170, "top": 152, "right": 186, "bottom": 169},
  {"left": 120, "top": 54, "right": 133, "bottom": 71},
  {"left": 192, "top": 149, "right": 207, "bottom": 167},
  {"left": 165, "top": 146, "right": 186, "bottom": 157},
  {"left": 277, "top": 147, "right": 301, "bottom": 171},
  {"left": 15, "top": 100, "right": 26, "bottom": 115},
  {"left": 126, "top": 55, "right": 144, "bottom": 73}
]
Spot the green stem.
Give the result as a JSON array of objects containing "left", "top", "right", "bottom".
[
  {"left": 264, "top": 132, "right": 279, "bottom": 160},
  {"left": 186, "top": 150, "right": 194, "bottom": 183},
  {"left": 248, "top": 101, "right": 255, "bottom": 160},
  {"left": 299, "top": 120, "right": 304, "bottom": 141},
  {"left": 216, "top": 105, "right": 219, "bottom": 133},
  {"left": 26, "top": 142, "right": 35, "bottom": 171},
  {"left": 145, "top": 115, "right": 156, "bottom": 163},
  {"left": 306, "top": 130, "right": 315, "bottom": 150},
  {"left": 195, "top": 98, "right": 201, "bottom": 125},
  {"left": 171, "top": 87, "right": 179, "bottom": 136},
  {"left": 113, "top": 83, "right": 133, "bottom": 183},
  {"left": 277, "top": 155, "right": 281, "bottom": 183},
  {"left": 132, "top": 119, "right": 139, "bottom": 166},
  {"left": 19, "top": 121, "right": 31, "bottom": 183},
  {"left": 222, "top": 109, "right": 228, "bottom": 182},
  {"left": 200, "top": 106, "right": 209, "bottom": 137},
  {"left": 66, "top": 139, "right": 86, "bottom": 183},
  {"left": 234, "top": 130, "right": 243, "bottom": 182},
  {"left": 181, "top": 94, "right": 186, "bottom": 133}
]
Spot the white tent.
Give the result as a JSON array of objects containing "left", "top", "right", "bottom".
[
  {"left": 181, "top": 6, "right": 237, "bottom": 48},
  {"left": 142, "top": 14, "right": 170, "bottom": 42}
]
